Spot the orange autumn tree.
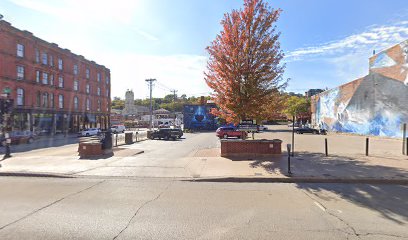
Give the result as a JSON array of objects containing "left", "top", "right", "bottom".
[{"left": 205, "top": 0, "right": 286, "bottom": 124}]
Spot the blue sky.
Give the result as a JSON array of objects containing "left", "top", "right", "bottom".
[{"left": 1, "top": 0, "right": 408, "bottom": 99}]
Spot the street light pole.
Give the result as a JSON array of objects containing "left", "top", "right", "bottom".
[{"left": 145, "top": 79, "right": 156, "bottom": 129}]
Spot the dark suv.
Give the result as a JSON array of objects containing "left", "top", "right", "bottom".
[{"left": 150, "top": 128, "right": 179, "bottom": 140}]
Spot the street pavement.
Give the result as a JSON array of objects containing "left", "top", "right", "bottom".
[
  {"left": 0, "top": 125, "right": 407, "bottom": 183},
  {"left": 0, "top": 177, "right": 406, "bottom": 240},
  {"left": 0, "top": 126, "right": 407, "bottom": 239}
]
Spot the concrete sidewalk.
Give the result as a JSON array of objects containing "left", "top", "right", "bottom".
[
  {"left": 1, "top": 125, "right": 407, "bottom": 183},
  {"left": 1, "top": 145, "right": 407, "bottom": 184}
]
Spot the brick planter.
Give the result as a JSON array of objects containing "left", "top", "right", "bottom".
[
  {"left": 221, "top": 139, "right": 282, "bottom": 157},
  {"left": 78, "top": 142, "right": 103, "bottom": 158}
]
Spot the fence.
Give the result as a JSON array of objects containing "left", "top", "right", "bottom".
[{"left": 112, "top": 131, "right": 148, "bottom": 147}]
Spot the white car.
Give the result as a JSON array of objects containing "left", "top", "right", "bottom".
[
  {"left": 111, "top": 125, "right": 126, "bottom": 133},
  {"left": 258, "top": 125, "right": 268, "bottom": 131},
  {"left": 79, "top": 128, "right": 101, "bottom": 137}
]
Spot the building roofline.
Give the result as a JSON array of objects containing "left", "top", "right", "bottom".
[
  {"left": 0, "top": 20, "right": 110, "bottom": 71},
  {"left": 369, "top": 39, "right": 408, "bottom": 61}
]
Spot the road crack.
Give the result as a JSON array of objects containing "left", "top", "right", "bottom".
[
  {"left": 300, "top": 189, "right": 361, "bottom": 239},
  {"left": 112, "top": 180, "right": 174, "bottom": 240},
  {"left": 0, "top": 180, "right": 105, "bottom": 231}
]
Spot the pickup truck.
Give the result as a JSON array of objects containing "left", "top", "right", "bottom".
[{"left": 149, "top": 128, "right": 179, "bottom": 140}]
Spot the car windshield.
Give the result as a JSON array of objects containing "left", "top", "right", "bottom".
[{"left": 1, "top": 1, "right": 405, "bottom": 238}]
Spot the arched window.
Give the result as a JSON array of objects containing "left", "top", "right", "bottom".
[
  {"left": 74, "top": 96, "right": 79, "bottom": 110},
  {"left": 36, "top": 91, "right": 41, "bottom": 107},
  {"left": 86, "top": 98, "right": 90, "bottom": 111},
  {"left": 17, "top": 88, "right": 24, "bottom": 106},
  {"left": 42, "top": 92, "right": 48, "bottom": 108}
]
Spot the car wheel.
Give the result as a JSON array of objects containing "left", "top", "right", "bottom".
[
  {"left": 122, "top": 130, "right": 125, "bottom": 133},
  {"left": 86, "top": 133, "right": 89, "bottom": 136},
  {"left": 27, "top": 138, "right": 34, "bottom": 144},
  {"left": 164, "top": 136, "right": 169, "bottom": 140},
  {"left": 223, "top": 134, "right": 228, "bottom": 139}
]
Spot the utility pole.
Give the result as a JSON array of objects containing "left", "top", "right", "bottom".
[
  {"left": 145, "top": 79, "right": 156, "bottom": 129},
  {"left": 171, "top": 89, "right": 178, "bottom": 126}
]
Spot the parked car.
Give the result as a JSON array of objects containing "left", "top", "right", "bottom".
[
  {"left": 295, "top": 127, "right": 322, "bottom": 134},
  {"left": 171, "top": 128, "right": 183, "bottom": 138},
  {"left": 0, "top": 131, "right": 38, "bottom": 145},
  {"left": 79, "top": 128, "right": 101, "bottom": 137},
  {"left": 288, "top": 122, "right": 300, "bottom": 127},
  {"left": 149, "top": 128, "right": 180, "bottom": 140},
  {"left": 258, "top": 125, "right": 268, "bottom": 131},
  {"left": 111, "top": 125, "right": 126, "bottom": 133},
  {"left": 216, "top": 127, "right": 247, "bottom": 139}
]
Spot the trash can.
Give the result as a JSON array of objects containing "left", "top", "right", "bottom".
[
  {"left": 125, "top": 132, "right": 133, "bottom": 144},
  {"left": 102, "top": 130, "right": 113, "bottom": 149}
]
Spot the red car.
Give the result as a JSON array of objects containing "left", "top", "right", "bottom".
[{"left": 216, "top": 127, "right": 247, "bottom": 139}]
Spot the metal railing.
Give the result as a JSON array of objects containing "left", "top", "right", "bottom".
[{"left": 112, "top": 130, "right": 148, "bottom": 147}]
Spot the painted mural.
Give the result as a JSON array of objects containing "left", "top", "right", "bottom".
[
  {"left": 313, "top": 40, "right": 408, "bottom": 138},
  {"left": 183, "top": 104, "right": 218, "bottom": 130}
]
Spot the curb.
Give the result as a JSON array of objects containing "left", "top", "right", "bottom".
[
  {"left": 0, "top": 172, "right": 74, "bottom": 178},
  {"left": 1, "top": 172, "right": 407, "bottom": 185},
  {"left": 185, "top": 177, "right": 408, "bottom": 185}
]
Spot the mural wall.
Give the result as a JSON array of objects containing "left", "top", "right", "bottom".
[
  {"left": 183, "top": 104, "right": 218, "bottom": 130},
  {"left": 312, "top": 40, "right": 408, "bottom": 138}
]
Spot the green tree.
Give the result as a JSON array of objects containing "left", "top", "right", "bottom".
[{"left": 283, "top": 96, "right": 310, "bottom": 120}]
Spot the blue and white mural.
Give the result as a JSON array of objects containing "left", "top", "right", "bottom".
[
  {"left": 313, "top": 40, "right": 408, "bottom": 138},
  {"left": 183, "top": 104, "right": 218, "bottom": 130}
]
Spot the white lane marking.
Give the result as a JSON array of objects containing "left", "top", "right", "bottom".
[{"left": 314, "top": 201, "right": 326, "bottom": 212}]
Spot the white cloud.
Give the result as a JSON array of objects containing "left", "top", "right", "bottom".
[
  {"left": 285, "top": 21, "right": 408, "bottom": 61},
  {"left": 96, "top": 53, "right": 211, "bottom": 99}
]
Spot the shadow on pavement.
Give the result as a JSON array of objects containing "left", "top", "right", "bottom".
[{"left": 297, "top": 183, "right": 408, "bottom": 224}]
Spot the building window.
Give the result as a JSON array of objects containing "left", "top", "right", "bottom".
[
  {"left": 58, "top": 76, "right": 64, "bottom": 88},
  {"left": 50, "top": 74, "right": 54, "bottom": 85},
  {"left": 35, "top": 49, "right": 40, "bottom": 63},
  {"left": 50, "top": 93, "right": 54, "bottom": 108},
  {"left": 17, "top": 88, "right": 24, "bottom": 106},
  {"left": 58, "top": 58, "right": 63, "bottom": 70},
  {"left": 74, "top": 80, "right": 79, "bottom": 91},
  {"left": 86, "top": 98, "right": 90, "bottom": 111},
  {"left": 17, "top": 44, "right": 24, "bottom": 57},
  {"left": 97, "top": 73, "right": 101, "bottom": 82},
  {"left": 49, "top": 55, "right": 54, "bottom": 66},
  {"left": 97, "top": 100, "right": 101, "bottom": 112},
  {"left": 58, "top": 94, "right": 64, "bottom": 109},
  {"left": 106, "top": 89, "right": 109, "bottom": 97},
  {"left": 86, "top": 68, "right": 90, "bottom": 79},
  {"left": 86, "top": 84, "right": 90, "bottom": 94},
  {"left": 42, "top": 72, "right": 48, "bottom": 84},
  {"left": 41, "top": 52, "right": 48, "bottom": 65},
  {"left": 105, "top": 75, "right": 109, "bottom": 84},
  {"left": 97, "top": 87, "right": 101, "bottom": 96},
  {"left": 42, "top": 92, "right": 48, "bottom": 108},
  {"left": 36, "top": 70, "right": 40, "bottom": 83},
  {"left": 74, "top": 97, "right": 79, "bottom": 110},
  {"left": 74, "top": 64, "right": 78, "bottom": 75},
  {"left": 36, "top": 91, "right": 41, "bottom": 107},
  {"left": 17, "top": 65, "right": 24, "bottom": 80}
]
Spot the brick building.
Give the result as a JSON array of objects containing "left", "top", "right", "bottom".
[{"left": 0, "top": 20, "right": 111, "bottom": 134}]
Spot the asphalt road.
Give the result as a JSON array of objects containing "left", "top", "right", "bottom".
[{"left": 0, "top": 177, "right": 406, "bottom": 240}]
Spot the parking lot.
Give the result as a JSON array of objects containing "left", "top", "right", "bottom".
[{"left": 256, "top": 125, "right": 407, "bottom": 159}]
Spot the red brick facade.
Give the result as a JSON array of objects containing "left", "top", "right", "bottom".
[
  {"left": 0, "top": 20, "right": 111, "bottom": 133},
  {"left": 221, "top": 139, "right": 282, "bottom": 157}
]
